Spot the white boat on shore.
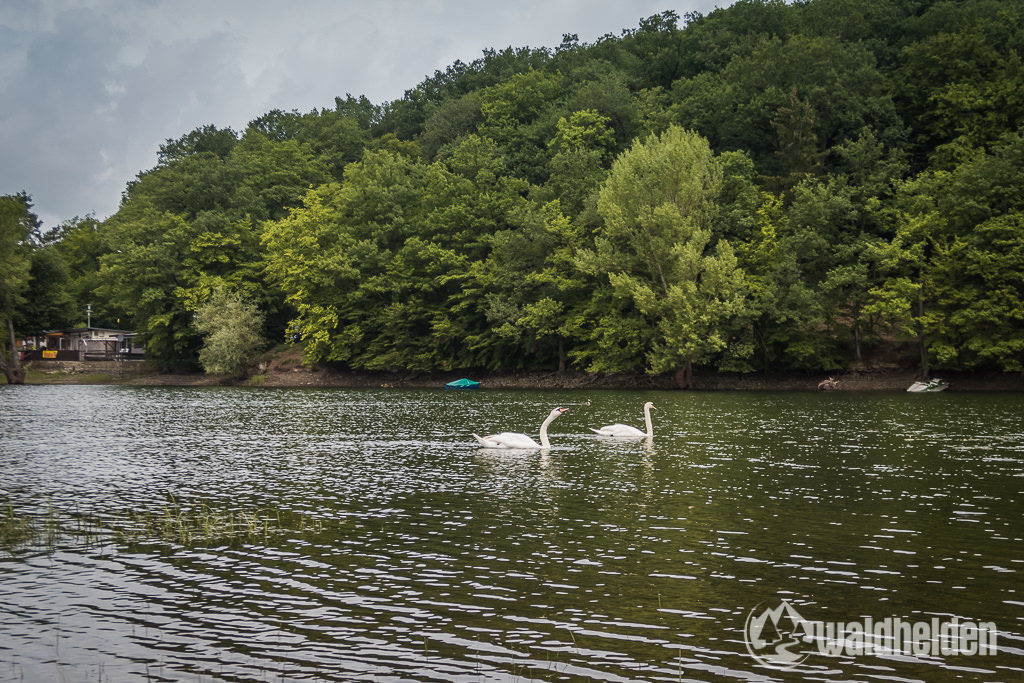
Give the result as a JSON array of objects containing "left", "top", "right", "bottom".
[{"left": 907, "top": 378, "right": 949, "bottom": 393}]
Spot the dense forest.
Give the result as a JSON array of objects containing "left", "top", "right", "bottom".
[{"left": 2, "top": 0, "right": 1023, "bottom": 384}]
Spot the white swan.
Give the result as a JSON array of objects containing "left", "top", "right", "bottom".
[
  {"left": 473, "top": 407, "right": 568, "bottom": 449},
  {"left": 590, "top": 401, "right": 656, "bottom": 438}
]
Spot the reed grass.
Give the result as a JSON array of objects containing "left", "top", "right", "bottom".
[
  {"left": 0, "top": 505, "right": 37, "bottom": 548},
  {"left": 0, "top": 498, "right": 330, "bottom": 553}
]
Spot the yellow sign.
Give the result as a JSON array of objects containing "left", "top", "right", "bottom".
[{"left": 43, "top": 350, "right": 57, "bottom": 359}]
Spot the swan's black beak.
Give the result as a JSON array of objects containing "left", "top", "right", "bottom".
[{"left": 557, "top": 407, "right": 568, "bottom": 413}]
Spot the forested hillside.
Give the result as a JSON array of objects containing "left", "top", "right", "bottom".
[{"left": 3, "top": 0, "right": 1022, "bottom": 383}]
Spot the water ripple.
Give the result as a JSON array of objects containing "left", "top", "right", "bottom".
[{"left": 0, "top": 386, "right": 1022, "bottom": 681}]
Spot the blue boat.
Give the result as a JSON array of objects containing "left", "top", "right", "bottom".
[{"left": 445, "top": 378, "right": 480, "bottom": 389}]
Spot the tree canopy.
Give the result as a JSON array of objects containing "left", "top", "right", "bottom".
[{"left": 11, "top": 0, "right": 1024, "bottom": 380}]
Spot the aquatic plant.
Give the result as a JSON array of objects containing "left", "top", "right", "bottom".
[
  {"left": 0, "top": 505, "right": 37, "bottom": 550},
  {"left": 0, "top": 499, "right": 331, "bottom": 553},
  {"left": 114, "top": 499, "right": 328, "bottom": 545}
]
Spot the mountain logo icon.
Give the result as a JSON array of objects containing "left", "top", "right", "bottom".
[{"left": 744, "top": 600, "right": 814, "bottom": 668}]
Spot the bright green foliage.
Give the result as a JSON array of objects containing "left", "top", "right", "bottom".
[
  {"left": 547, "top": 110, "right": 616, "bottom": 218},
  {"left": 194, "top": 287, "right": 265, "bottom": 376},
  {"left": 550, "top": 110, "right": 615, "bottom": 157},
  {"left": 563, "top": 71, "right": 638, "bottom": 150},
  {"left": 265, "top": 149, "right": 471, "bottom": 369},
  {"left": 95, "top": 123, "right": 329, "bottom": 369},
  {"left": 474, "top": 202, "right": 588, "bottom": 371},
  {"left": 928, "top": 214, "right": 1024, "bottom": 370},
  {"left": 581, "top": 127, "right": 747, "bottom": 378},
  {"left": 247, "top": 98, "right": 374, "bottom": 179},
  {"left": 98, "top": 209, "right": 202, "bottom": 369},
  {"left": 479, "top": 70, "right": 565, "bottom": 135},
  {"left": 263, "top": 140, "right": 585, "bottom": 372}
]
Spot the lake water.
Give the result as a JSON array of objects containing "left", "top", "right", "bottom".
[{"left": 0, "top": 385, "right": 1022, "bottom": 681}]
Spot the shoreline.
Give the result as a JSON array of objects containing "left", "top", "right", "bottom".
[{"left": 15, "top": 360, "right": 1024, "bottom": 392}]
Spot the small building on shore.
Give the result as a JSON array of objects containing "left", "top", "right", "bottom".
[{"left": 19, "top": 328, "right": 144, "bottom": 361}]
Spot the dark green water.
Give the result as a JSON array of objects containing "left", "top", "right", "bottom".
[{"left": 0, "top": 386, "right": 1021, "bottom": 681}]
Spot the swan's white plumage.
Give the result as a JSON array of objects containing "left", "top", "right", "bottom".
[
  {"left": 590, "top": 423, "right": 646, "bottom": 437},
  {"left": 591, "top": 402, "right": 656, "bottom": 438},
  {"left": 474, "top": 407, "right": 566, "bottom": 449},
  {"left": 473, "top": 432, "right": 543, "bottom": 449}
]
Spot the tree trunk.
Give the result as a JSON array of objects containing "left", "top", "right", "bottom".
[
  {"left": 1, "top": 317, "right": 25, "bottom": 385},
  {"left": 917, "top": 286, "right": 929, "bottom": 380},
  {"left": 853, "top": 322, "right": 862, "bottom": 363},
  {"left": 675, "top": 360, "right": 693, "bottom": 389},
  {"left": 556, "top": 335, "right": 565, "bottom": 374},
  {"left": 1, "top": 366, "right": 25, "bottom": 385}
]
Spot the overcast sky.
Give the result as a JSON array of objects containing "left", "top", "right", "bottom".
[{"left": 1, "top": 0, "right": 730, "bottom": 228}]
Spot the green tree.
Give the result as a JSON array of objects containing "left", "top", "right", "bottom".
[
  {"left": 44, "top": 216, "right": 124, "bottom": 328},
  {"left": 419, "top": 93, "right": 482, "bottom": 159},
  {"left": 873, "top": 131, "right": 1024, "bottom": 373},
  {"left": 0, "top": 193, "right": 39, "bottom": 384},
  {"left": 262, "top": 149, "right": 475, "bottom": 370},
  {"left": 580, "top": 127, "right": 747, "bottom": 386},
  {"left": 158, "top": 124, "right": 238, "bottom": 163},
  {"left": 194, "top": 287, "right": 265, "bottom": 376},
  {"left": 737, "top": 192, "right": 825, "bottom": 371},
  {"left": 14, "top": 246, "right": 74, "bottom": 334},
  {"left": 672, "top": 34, "right": 902, "bottom": 181},
  {"left": 98, "top": 127, "right": 327, "bottom": 369},
  {"left": 476, "top": 69, "right": 566, "bottom": 183},
  {"left": 547, "top": 109, "right": 615, "bottom": 218},
  {"left": 473, "top": 202, "right": 588, "bottom": 372}
]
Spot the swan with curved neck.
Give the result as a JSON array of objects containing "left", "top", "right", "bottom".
[
  {"left": 590, "top": 402, "right": 656, "bottom": 438},
  {"left": 473, "top": 407, "right": 568, "bottom": 449}
]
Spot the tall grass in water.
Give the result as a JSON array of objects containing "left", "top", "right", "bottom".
[
  {"left": 0, "top": 498, "right": 330, "bottom": 553},
  {"left": 0, "top": 505, "right": 37, "bottom": 549},
  {"left": 0, "top": 503, "right": 105, "bottom": 553},
  {"left": 116, "top": 499, "right": 324, "bottom": 544}
]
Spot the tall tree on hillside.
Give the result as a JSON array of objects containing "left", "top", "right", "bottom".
[
  {"left": 14, "top": 246, "right": 74, "bottom": 334},
  {"left": 871, "top": 131, "right": 1024, "bottom": 374},
  {"left": 46, "top": 216, "right": 121, "bottom": 328},
  {"left": 546, "top": 109, "right": 615, "bottom": 217},
  {"left": 672, "top": 34, "right": 901, "bottom": 180},
  {"left": 579, "top": 127, "right": 747, "bottom": 387},
  {"left": 0, "top": 193, "right": 40, "bottom": 384}
]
